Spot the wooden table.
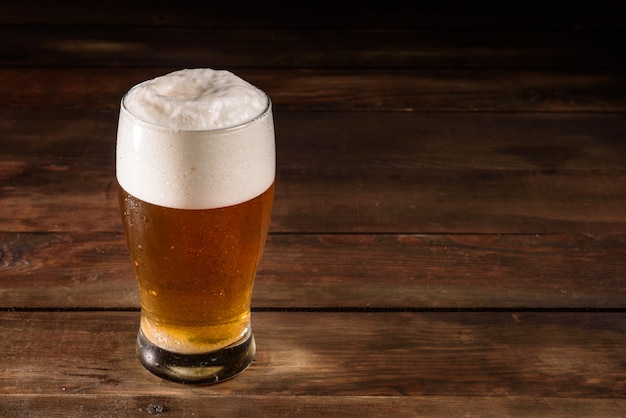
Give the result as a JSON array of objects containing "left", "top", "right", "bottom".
[{"left": 2, "top": 1, "right": 626, "bottom": 416}]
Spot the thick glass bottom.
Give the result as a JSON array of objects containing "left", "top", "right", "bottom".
[{"left": 136, "top": 328, "right": 255, "bottom": 384}]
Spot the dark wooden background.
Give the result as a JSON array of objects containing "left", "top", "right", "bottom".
[{"left": 1, "top": 1, "right": 625, "bottom": 416}]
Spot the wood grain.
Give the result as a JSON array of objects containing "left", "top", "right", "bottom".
[
  {"left": 2, "top": 26, "right": 625, "bottom": 69},
  {"left": 2, "top": 232, "right": 624, "bottom": 309},
  {"left": 3, "top": 169, "right": 625, "bottom": 234},
  {"left": 2, "top": 0, "right": 624, "bottom": 30},
  {"left": 2, "top": 395, "right": 626, "bottom": 418},
  {"left": 2, "top": 111, "right": 625, "bottom": 233},
  {"left": 1, "top": 311, "right": 625, "bottom": 397},
  {"left": 4, "top": 110, "right": 626, "bottom": 172},
  {"left": 1, "top": 1, "right": 625, "bottom": 414},
  {"left": 1, "top": 68, "right": 625, "bottom": 112}
]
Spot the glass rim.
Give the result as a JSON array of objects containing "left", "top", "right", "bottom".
[{"left": 120, "top": 79, "right": 272, "bottom": 134}]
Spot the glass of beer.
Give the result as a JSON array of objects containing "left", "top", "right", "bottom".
[{"left": 116, "top": 69, "right": 275, "bottom": 384}]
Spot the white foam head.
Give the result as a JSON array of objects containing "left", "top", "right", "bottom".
[{"left": 116, "top": 69, "right": 275, "bottom": 209}]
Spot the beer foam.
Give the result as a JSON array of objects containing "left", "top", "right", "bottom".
[
  {"left": 123, "top": 68, "right": 268, "bottom": 130},
  {"left": 116, "top": 69, "right": 275, "bottom": 209}
]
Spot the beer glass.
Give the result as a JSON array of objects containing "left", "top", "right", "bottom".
[{"left": 116, "top": 70, "right": 275, "bottom": 384}]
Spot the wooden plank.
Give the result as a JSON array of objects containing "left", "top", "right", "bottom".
[
  {"left": 2, "top": 167, "right": 624, "bottom": 234},
  {"left": 2, "top": 0, "right": 624, "bottom": 30},
  {"left": 2, "top": 26, "right": 624, "bottom": 69},
  {"left": 0, "top": 232, "right": 138, "bottom": 309},
  {"left": 2, "top": 68, "right": 626, "bottom": 112},
  {"left": 274, "top": 169, "right": 626, "bottom": 234},
  {"left": 2, "top": 395, "right": 626, "bottom": 418},
  {"left": 4, "top": 110, "right": 625, "bottom": 173},
  {"left": 1, "top": 233, "right": 625, "bottom": 309},
  {"left": 0, "top": 0, "right": 420, "bottom": 29},
  {"left": 1, "top": 311, "right": 625, "bottom": 397},
  {"left": 257, "top": 234, "right": 626, "bottom": 309},
  {"left": 2, "top": 111, "right": 625, "bottom": 234}
]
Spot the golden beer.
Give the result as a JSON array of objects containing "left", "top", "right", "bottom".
[
  {"left": 119, "top": 183, "right": 274, "bottom": 354},
  {"left": 116, "top": 69, "right": 275, "bottom": 383}
]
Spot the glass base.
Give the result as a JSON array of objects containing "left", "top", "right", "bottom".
[{"left": 136, "top": 328, "right": 256, "bottom": 384}]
